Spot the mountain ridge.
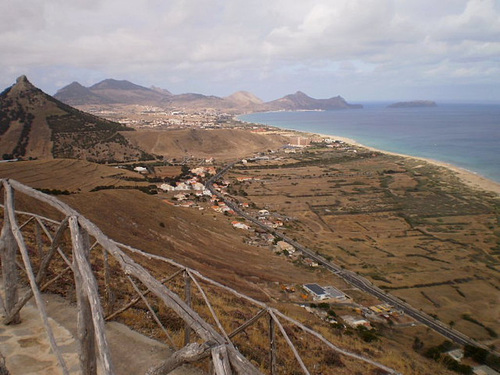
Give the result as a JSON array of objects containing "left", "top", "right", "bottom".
[{"left": 54, "top": 78, "right": 363, "bottom": 112}]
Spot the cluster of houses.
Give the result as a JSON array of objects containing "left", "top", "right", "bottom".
[
  {"left": 159, "top": 166, "right": 217, "bottom": 195},
  {"left": 211, "top": 200, "right": 235, "bottom": 214},
  {"left": 256, "top": 209, "right": 285, "bottom": 229}
]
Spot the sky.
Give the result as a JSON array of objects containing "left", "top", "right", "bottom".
[{"left": 1, "top": 0, "right": 499, "bottom": 102}]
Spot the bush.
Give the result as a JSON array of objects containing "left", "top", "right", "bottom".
[
  {"left": 322, "top": 349, "right": 345, "bottom": 367},
  {"left": 357, "top": 326, "right": 379, "bottom": 343}
]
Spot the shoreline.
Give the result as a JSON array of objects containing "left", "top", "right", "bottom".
[
  {"left": 236, "top": 116, "right": 500, "bottom": 196},
  {"left": 317, "top": 131, "right": 500, "bottom": 196}
]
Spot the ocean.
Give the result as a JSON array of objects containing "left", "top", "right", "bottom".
[{"left": 238, "top": 103, "right": 500, "bottom": 183}]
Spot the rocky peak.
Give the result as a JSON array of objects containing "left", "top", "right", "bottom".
[{"left": 12, "top": 75, "right": 37, "bottom": 92}]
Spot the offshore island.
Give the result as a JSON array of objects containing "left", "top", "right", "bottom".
[
  {"left": 0, "top": 76, "right": 498, "bottom": 375},
  {"left": 387, "top": 100, "right": 438, "bottom": 108}
]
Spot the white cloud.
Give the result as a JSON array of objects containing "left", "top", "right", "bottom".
[{"left": 0, "top": 0, "right": 499, "bottom": 101}]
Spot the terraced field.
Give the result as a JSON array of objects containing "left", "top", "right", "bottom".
[{"left": 228, "top": 146, "right": 500, "bottom": 347}]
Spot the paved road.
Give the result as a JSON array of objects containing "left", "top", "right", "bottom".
[{"left": 206, "top": 161, "right": 488, "bottom": 351}]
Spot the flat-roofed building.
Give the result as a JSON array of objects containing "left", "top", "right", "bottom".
[
  {"left": 304, "top": 283, "right": 328, "bottom": 300},
  {"left": 324, "top": 286, "right": 347, "bottom": 300}
]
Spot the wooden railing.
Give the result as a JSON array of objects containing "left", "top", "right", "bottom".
[{"left": 0, "top": 179, "right": 400, "bottom": 375}]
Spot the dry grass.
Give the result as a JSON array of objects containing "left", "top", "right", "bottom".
[
  {"left": 232, "top": 146, "right": 500, "bottom": 351},
  {"left": 123, "top": 128, "right": 287, "bottom": 161},
  {"left": 0, "top": 143, "right": 487, "bottom": 374},
  {"left": 0, "top": 159, "right": 148, "bottom": 193}
]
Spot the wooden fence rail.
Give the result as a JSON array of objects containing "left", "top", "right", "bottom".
[{"left": 0, "top": 179, "right": 400, "bottom": 375}]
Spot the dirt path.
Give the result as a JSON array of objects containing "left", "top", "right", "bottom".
[{"left": 0, "top": 291, "right": 204, "bottom": 375}]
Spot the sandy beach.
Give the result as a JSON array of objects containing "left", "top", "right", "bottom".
[
  {"left": 332, "top": 134, "right": 500, "bottom": 196},
  {"left": 267, "top": 126, "right": 500, "bottom": 197}
]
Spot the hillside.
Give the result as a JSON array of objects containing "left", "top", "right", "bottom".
[
  {"left": 0, "top": 158, "right": 464, "bottom": 375},
  {"left": 123, "top": 128, "right": 288, "bottom": 160},
  {"left": 0, "top": 76, "right": 151, "bottom": 162}
]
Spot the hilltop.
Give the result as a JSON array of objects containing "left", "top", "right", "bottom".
[
  {"left": 54, "top": 78, "right": 170, "bottom": 106},
  {"left": 264, "top": 91, "right": 363, "bottom": 111},
  {"left": 0, "top": 76, "right": 152, "bottom": 162},
  {"left": 54, "top": 78, "right": 362, "bottom": 113}
]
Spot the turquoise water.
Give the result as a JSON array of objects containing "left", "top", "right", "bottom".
[{"left": 239, "top": 103, "right": 500, "bottom": 183}]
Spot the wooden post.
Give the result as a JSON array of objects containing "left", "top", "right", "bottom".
[
  {"left": 70, "top": 216, "right": 115, "bottom": 375},
  {"left": 269, "top": 313, "right": 277, "bottom": 375},
  {"left": 184, "top": 270, "right": 192, "bottom": 345},
  {"left": 72, "top": 219, "right": 97, "bottom": 375},
  {"left": 0, "top": 185, "right": 20, "bottom": 325},
  {"left": 211, "top": 345, "right": 232, "bottom": 375}
]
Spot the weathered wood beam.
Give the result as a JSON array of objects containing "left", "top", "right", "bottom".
[
  {"left": 184, "top": 270, "right": 192, "bottom": 345},
  {"left": 272, "top": 308, "right": 399, "bottom": 374},
  {"left": 228, "top": 308, "right": 268, "bottom": 339},
  {"left": 269, "top": 314, "right": 277, "bottom": 375},
  {"left": 3, "top": 217, "right": 72, "bottom": 324},
  {"left": 3, "top": 180, "right": 70, "bottom": 374},
  {"left": 35, "top": 216, "right": 74, "bottom": 269},
  {"left": 105, "top": 268, "right": 184, "bottom": 321},
  {"left": 0, "top": 292, "right": 6, "bottom": 316},
  {"left": 211, "top": 345, "right": 232, "bottom": 375},
  {"left": 38, "top": 217, "right": 70, "bottom": 284},
  {"left": 40, "top": 265, "right": 72, "bottom": 290},
  {"left": 225, "top": 350, "right": 262, "bottom": 375},
  {"left": 71, "top": 220, "right": 97, "bottom": 375},
  {"left": 18, "top": 215, "right": 35, "bottom": 230},
  {"left": 6, "top": 180, "right": 263, "bottom": 375},
  {"left": 69, "top": 216, "right": 114, "bottom": 375},
  {"left": 78, "top": 219, "right": 262, "bottom": 374},
  {"left": 268, "top": 310, "right": 310, "bottom": 375},
  {"left": 0, "top": 187, "right": 20, "bottom": 324},
  {"left": 145, "top": 341, "right": 214, "bottom": 375},
  {"left": 126, "top": 275, "right": 176, "bottom": 348},
  {"left": 187, "top": 270, "right": 231, "bottom": 345}
]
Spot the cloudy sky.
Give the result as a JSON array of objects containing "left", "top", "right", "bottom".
[{"left": 1, "top": 0, "right": 499, "bottom": 102}]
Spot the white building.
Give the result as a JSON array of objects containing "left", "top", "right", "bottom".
[{"left": 303, "top": 284, "right": 329, "bottom": 300}]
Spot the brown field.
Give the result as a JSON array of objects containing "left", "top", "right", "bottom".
[
  {"left": 1, "top": 135, "right": 494, "bottom": 374},
  {"left": 228, "top": 145, "right": 500, "bottom": 348},
  {"left": 122, "top": 128, "right": 287, "bottom": 161},
  {"left": 0, "top": 159, "right": 149, "bottom": 192}
]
